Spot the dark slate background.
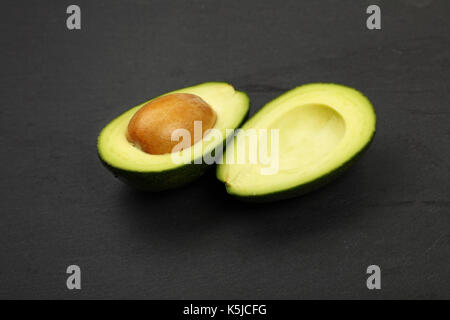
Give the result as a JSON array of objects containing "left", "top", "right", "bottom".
[{"left": 0, "top": 0, "right": 449, "bottom": 299}]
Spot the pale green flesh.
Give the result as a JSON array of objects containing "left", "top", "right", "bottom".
[
  {"left": 217, "top": 83, "right": 376, "bottom": 197},
  {"left": 98, "top": 82, "right": 249, "bottom": 173}
]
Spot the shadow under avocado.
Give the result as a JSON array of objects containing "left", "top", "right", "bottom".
[{"left": 114, "top": 157, "right": 384, "bottom": 250}]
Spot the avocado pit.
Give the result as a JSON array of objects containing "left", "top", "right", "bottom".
[{"left": 126, "top": 93, "right": 217, "bottom": 155}]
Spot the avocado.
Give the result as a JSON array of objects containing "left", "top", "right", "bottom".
[
  {"left": 98, "top": 82, "right": 249, "bottom": 191},
  {"left": 216, "top": 83, "right": 376, "bottom": 201}
]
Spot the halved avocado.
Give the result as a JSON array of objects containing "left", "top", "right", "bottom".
[
  {"left": 216, "top": 83, "right": 376, "bottom": 201},
  {"left": 98, "top": 82, "right": 249, "bottom": 191}
]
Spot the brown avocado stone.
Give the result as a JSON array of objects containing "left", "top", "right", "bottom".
[{"left": 126, "top": 93, "right": 217, "bottom": 155}]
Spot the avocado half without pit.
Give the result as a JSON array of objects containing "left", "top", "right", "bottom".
[
  {"left": 216, "top": 83, "right": 376, "bottom": 201},
  {"left": 97, "top": 82, "right": 249, "bottom": 191}
]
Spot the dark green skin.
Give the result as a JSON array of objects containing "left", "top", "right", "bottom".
[
  {"left": 227, "top": 133, "right": 375, "bottom": 202},
  {"left": 98, "top": 108, "right": 250, "bottom": 192},
  {"left": 99, "top": 155, "right": 210, "bottom": 191}
]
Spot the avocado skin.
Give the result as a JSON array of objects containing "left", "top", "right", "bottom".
[
  {"left": 226, "top": 134, "right": 375, "bottom": 202},
  {"left": 99, "top": 155, "right": 210, "bottom": 191},
  {"left": 98, "top": 105, "right": 250, "bottom": 192}
]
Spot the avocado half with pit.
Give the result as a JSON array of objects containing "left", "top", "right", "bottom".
[
  {"left": 216, "top": 83, "right": 376, "bottom": 201},
  {"left": 98, "top": 82, "right": 249, "bottom": 191}
]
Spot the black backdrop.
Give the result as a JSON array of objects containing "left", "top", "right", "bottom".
[{"left": 0, "top": 0, "right": 449, "bottom": 299}]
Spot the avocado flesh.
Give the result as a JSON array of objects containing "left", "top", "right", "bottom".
[
  {"left": 98, "top": 82, "right": 249, "bottom": 191},
  {"left": 216, "top": 83, "right": 376, "bottom": 201}
]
